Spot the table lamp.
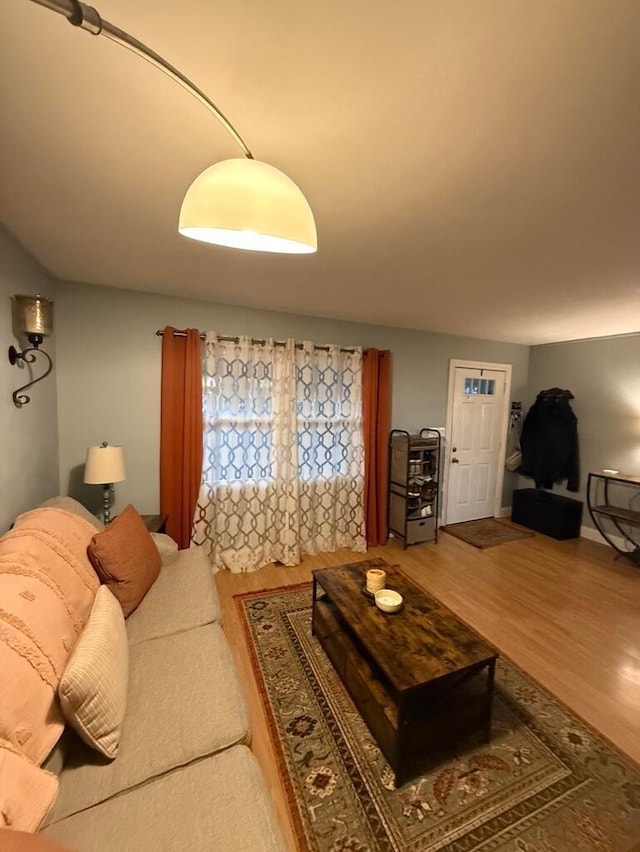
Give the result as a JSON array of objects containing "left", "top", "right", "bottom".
[{"left": 84, "top": 442, "right": 126, "bottom": 523}]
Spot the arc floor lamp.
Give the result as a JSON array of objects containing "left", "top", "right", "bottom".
[{"left": 28, "top": 0, "right": 317, "bottom": 254}]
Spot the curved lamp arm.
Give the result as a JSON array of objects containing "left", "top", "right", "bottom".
[
  {"left": 27, "top": 0, "right": 254, "bottom": 159},
  {"left": 8, "top": 345, "right": 54, "bottom": 406}
]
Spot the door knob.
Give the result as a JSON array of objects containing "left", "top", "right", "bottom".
[{"left": 452, "top": 458, "right": 459, "bottom": 463}]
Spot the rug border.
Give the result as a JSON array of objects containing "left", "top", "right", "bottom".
[
  {"left": 234, "top": 568, "right": 640, "bottom": 775},
  {"left": 235, "top": 581, "right": 316, "bottom": 852}
]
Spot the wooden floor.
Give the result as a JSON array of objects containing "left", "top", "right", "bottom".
[{"left": 215, "top": 531, "right": 640, "bottom": 851}]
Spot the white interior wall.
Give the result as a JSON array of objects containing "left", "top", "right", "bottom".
[
  {"left": 55, "top": 279, "right": 530, "bottom": 516},
  {"left": 521, "top": 333, "right": 640, "bottom": 530},
  {"left": 6, "top": 229, "right": 637, "bottom": 540},
  {"left": 0, "top": 226, "right": 59, "bottom": 532}
]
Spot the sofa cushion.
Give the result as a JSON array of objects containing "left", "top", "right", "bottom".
[
  {"left": 0, "top": 748, "right": 58, "bottom": 833},
  {"left": 0, "top": 830, "right": 72, "bottom": 851},
  {"left": 47, "top": 622, "right": 249, "bottom": 822},
  {"left": 42, "top": 746, "right": 284, "bottom": 852},
  {"left": 150, "top": 533, "right": 179, "bottom": 567},
  {"left": 87, "top": 505, "right": 160, "bottom": 617},
  {"left": 58, "top": 588, "right": 128, "bottom": 760},
  {"left": 40, "top": 496, "right": 104, "bottom": 532},
  {"left": 126, "top": 547, "right": 220, "bottom": 645}
]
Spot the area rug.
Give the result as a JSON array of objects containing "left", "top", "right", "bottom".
[
  {"left": 236, "top": 571, "right": 640, "bottom": 851},
  {"left": 442, "top": 518, "right": 534, "bottom": 549}
]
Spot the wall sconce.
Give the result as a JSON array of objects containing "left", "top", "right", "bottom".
[
  {"left": 8, "top": 294, "right": 54, "bottom": 406},
  {"left": 84, "top": 442, "right": 126, "bottom": 524}
]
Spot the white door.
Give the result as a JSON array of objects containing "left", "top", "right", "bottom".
[{"left": 445, "top": 366, "right": 507, "bottom": 524}]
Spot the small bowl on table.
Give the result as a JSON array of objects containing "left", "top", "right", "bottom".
[{"left": 374, "top": 588, "right": 403, "bottom": 614}]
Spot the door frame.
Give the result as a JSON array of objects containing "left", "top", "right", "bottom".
[{"left": 443, "top": 359, "right": 513, "bottom": 526}]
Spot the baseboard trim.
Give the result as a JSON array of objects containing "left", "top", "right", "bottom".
[
  {"left": 500, "top": 510, "right": 626, "bottom": 549},
  {"left": 579, "top": 524, "right": 628, "bottom": 550},
  {"left": 580, "top": 525, "right": 603, "bottom": 543}
]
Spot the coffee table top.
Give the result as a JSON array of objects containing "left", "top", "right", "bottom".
[{"left": 312, "top": 560, "right": 498, "bottom": 694}]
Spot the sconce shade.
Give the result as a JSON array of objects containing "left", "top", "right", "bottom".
[
  {"left": 9, "top": 293, "right": 55, "bottom": 406},
  {"left": 179, "top": 158, "right": 317, "bottom": 254},
  {"left": 14, "top": 295, "right": 53, "bottom": 337},
  {"left": 84, "top": 445, "right": 126, "bottom": 485}
]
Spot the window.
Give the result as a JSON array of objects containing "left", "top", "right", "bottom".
[
  {"left": 297, "top": 357, "right": 361, "bottom": 482},
  {"left": 464, "top": 376, "right": 495, "bottom": 396},
  {"left": 202, "top": 341, "right": 362, "bottom": 486},
  {"left": 194, "top": 334, "right": 366, "bottom": 569},
  {"left": 203, "top": 355, "right": 274, "bottom": 484}
]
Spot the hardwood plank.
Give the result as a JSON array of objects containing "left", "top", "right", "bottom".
[{"left": 215, "top": 531, "right": 640, "bottom": 850}]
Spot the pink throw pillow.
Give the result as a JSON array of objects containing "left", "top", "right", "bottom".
[
  {"left": 6, "top": 508, "right": 99, "bottom": 617},
  {"left": 11, "top": 508, "right": 100, "bottom": 594},
  {"left": 0, "top": 574, "right": 67, "bottom": 764},
  {"left": 0, "top": 748, "right": 58, "bottom": 833},
  {"left": 0, "top": 508, "right": 99, "bottom": 765},
  {"left": 87, "top": 505, "right": 161, "bottom": 617},
  {"left": 0, "top": 831, "right": 72, "bottom": 852}
]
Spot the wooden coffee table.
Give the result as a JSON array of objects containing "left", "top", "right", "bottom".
[{"left": 312, "top": 561, "right": 499, "bottom": 785}]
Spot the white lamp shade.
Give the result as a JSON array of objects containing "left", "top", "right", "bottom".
[
  {"left": 178, "top": 158, "right": 317, "bottom": 254},
  {"left": 84, "top": 445, "right": 126, "bottom": 485}
]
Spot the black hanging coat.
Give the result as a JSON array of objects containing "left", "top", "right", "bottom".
[{"left": 519, "top": 391, "right": 579, "bottom": 491}]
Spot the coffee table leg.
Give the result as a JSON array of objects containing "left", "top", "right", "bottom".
[{"left": 485, "top": 658, "right": 497, "bottom": 743}]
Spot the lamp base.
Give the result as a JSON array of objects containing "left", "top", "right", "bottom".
[{"left": 102, "top": 483, "right": 114, "bottom": 524}]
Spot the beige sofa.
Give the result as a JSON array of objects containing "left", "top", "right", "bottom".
[{"left": 9, "top": 497, "right": 285, "bottom": 852}]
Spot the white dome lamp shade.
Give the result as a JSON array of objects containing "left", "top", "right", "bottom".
[
  {"left": 28, "top": 1, "right": 318, "bottom": 256},
  {"left": 179, "top": 158, "right": 317, "bottom": 254}
]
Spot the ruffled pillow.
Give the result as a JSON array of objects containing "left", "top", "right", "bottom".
[
  {"left": 0, "top": 830, "right": 71, "bottom": 851},
  {"left": 0, "top": 747, "right": 58, "bottom": 833}
]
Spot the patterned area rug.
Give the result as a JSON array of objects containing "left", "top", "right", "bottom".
[
  {"left": 442, "top": 518, "right": 534, "bottom": 549},
  {"left": 236, "top": 575, "right": 640, "bottom": 851}
]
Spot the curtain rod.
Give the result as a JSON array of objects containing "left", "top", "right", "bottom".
[{"left": 155, "top": 329, "right": 357, "bottom": 354}]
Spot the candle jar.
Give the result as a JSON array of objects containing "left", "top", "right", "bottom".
[{"left": 366, "top": 568, "right": 386, "bottom": 594}]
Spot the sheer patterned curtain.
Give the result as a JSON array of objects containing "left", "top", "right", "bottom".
[
  {"left": 297, "top": 342, "right": 366, "bottom": 556},
  {"left": 191, "top": 333, "right": 366, "bottom": 572}
]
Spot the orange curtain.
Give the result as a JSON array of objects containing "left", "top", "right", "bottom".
[
  {"left": 160, "top": 327, "right": 203, "bottom": 549},
  {"left": 362, "top": 349, "right": 392, "bottom": 546}
]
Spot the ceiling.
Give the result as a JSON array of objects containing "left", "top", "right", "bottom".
[{"left": 2, "top": 0, "right": 640, "bottom": 345}]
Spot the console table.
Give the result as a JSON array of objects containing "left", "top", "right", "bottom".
[{"left": 587, "top": 471, "right": 640, "bottom": 564}]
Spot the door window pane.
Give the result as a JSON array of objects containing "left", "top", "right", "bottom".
[{"left": 464, "top": 376, "right": 496, "bottom": 395}]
